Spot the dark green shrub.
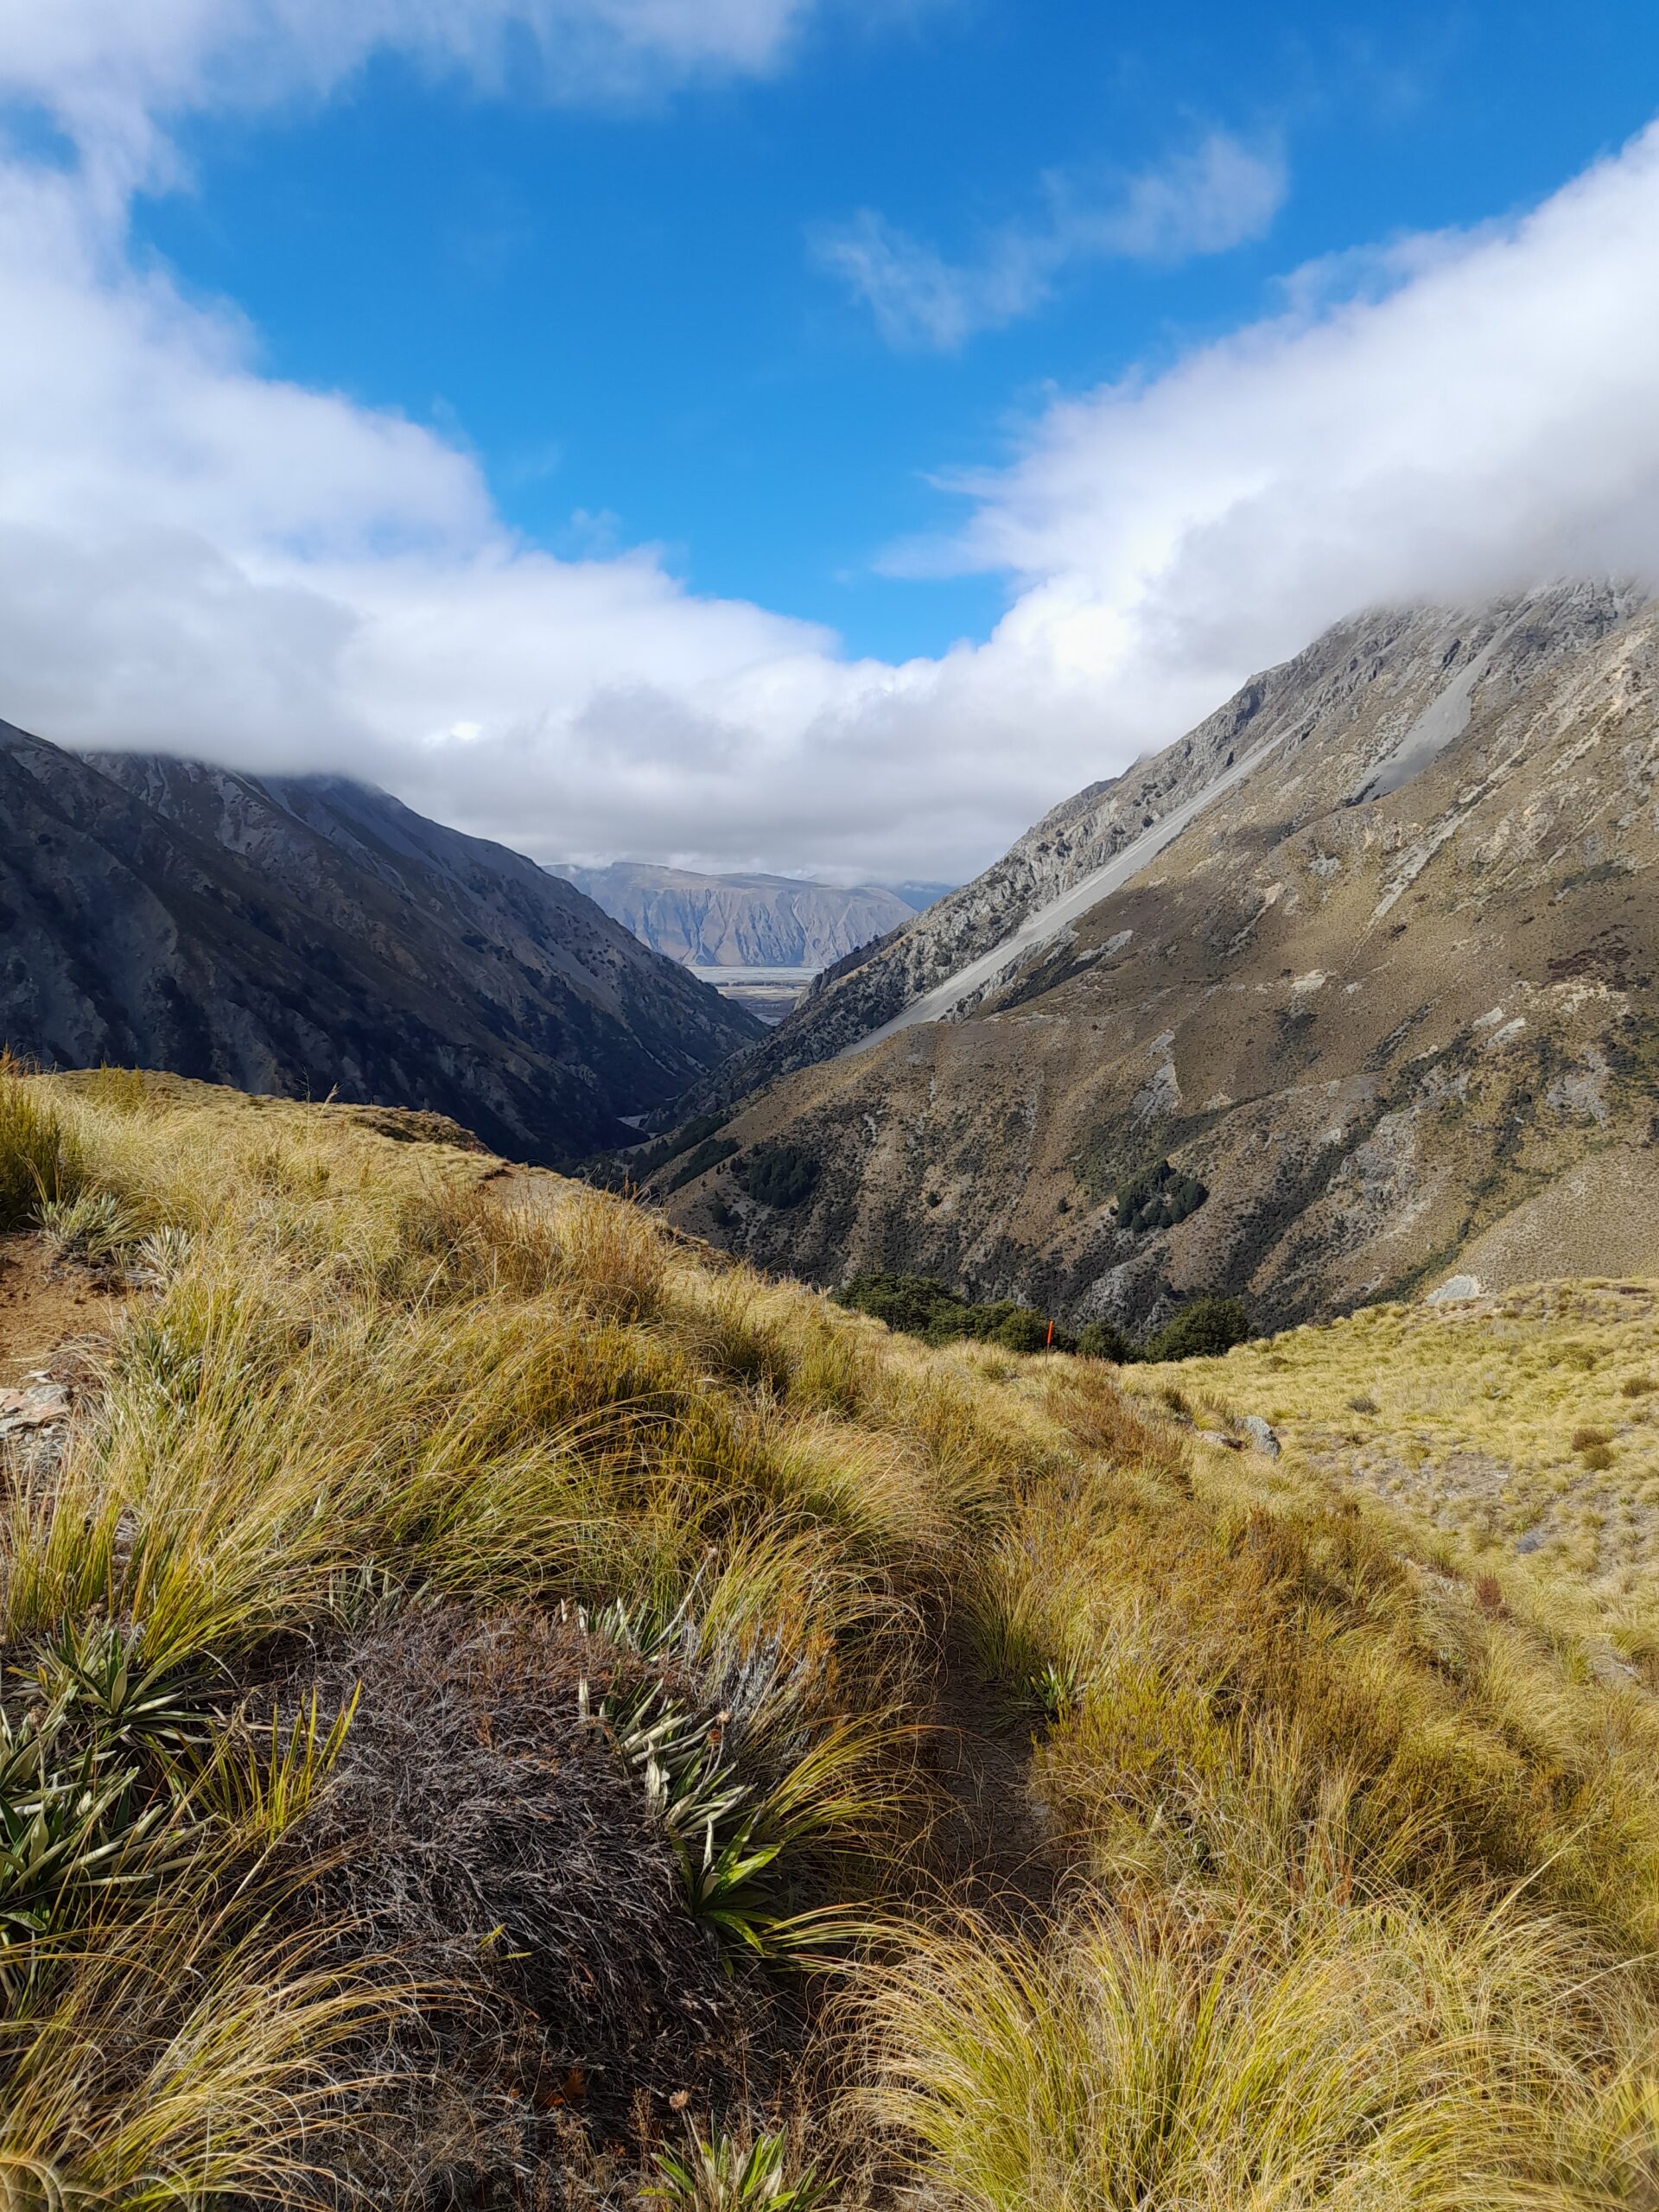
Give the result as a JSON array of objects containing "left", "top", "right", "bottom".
[
  {"left": 837, "top": 1274, "right": 1071, "bottom": 1353},
  {"left": 662, "top": 1111, "right": 732, "bottom": 1163},
  {"left": 1115, "top": 1158, "right": 1208, "bottom": 1236},
  {"left": 608, "top": 1111, "right": 736, "bottom": 1190},
  {"left": 838, "top": 1274, "right": 969, "bottom": 1339},
  {"left": 1076, "top": 1318, "right": 1140, "bottom": 1364},
  {"left": 662, "top": 1137, "right": 738, "bottom": 1194},
  {"left": 734, "top": 1143, "right": 819, "bottom": 1210},
  {"left": 988, "top": 1308, "right": 1077, "bottom": 1355},
  {"left": 990, "top": 1308, "right": 1052, "bottom": 1355},
  {"left": 1145, "top": 1295, "right": 1250, "bottom": 1363},
  {"left": 969, "top": 1300, "right": 1020, "bottom": 1341}
]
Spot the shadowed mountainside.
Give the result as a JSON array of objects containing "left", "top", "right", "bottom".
[{"left": 1, "top": 728, "right": 760, "bottom": 1163}]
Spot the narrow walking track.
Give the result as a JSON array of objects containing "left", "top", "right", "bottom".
[
  {"left": 924, "top": 1630, "right": 1055, "bottom": 1926},
  {"left": 0, "top": 1231, "right": 122, "bottom": 1387}
]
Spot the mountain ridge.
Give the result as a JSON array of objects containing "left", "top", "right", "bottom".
[
  {"left": 1, "top": 728, "right": 760, "bottom": 1162},
  {"left": 651, "top": 580, "right": 1659, "bottom": 1329},
  {"left": 546, "top": 859, "right": 942, "bottom": 969},
  {"left": 679, "top": 582, "right": 1647, "bottom": 1116}
]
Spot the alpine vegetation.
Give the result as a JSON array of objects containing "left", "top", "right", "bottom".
[{"left": 1, "top": 1064, "right": 1657, "bottom": 2205}]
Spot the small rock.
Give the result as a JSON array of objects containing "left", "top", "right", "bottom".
[
  {"left": 1242, "top": 1414, "right": 1281, "bottom": 1459},
  {"left": 1427, "top": 1274, "right": 1482, "bottom": 1305},
  {"left": 1515, "top": 1529, "right": 1544, "bottom": 1556},
  {"left": 0, "top": 1382, "right": 72, "bottom": 1438},
  {"left": 1197, "top": 1428, "right": 1243, "bottom": 1452}
]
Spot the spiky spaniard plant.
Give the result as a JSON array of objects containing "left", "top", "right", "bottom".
[
  {"left": 33, "top": 1190, "right": 137, "bottom": 1268},
  {"left": 0, "top": 1624, "right": 218, "bottom": 1999},
  {"left": 649, "top": 2125, "right": 827, "bottom": 2210}
]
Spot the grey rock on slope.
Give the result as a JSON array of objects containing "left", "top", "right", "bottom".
[
  {"left": 546, "top": 861, "right": 919, "bottom": 969},
  {"left": 1, "top": 728, "right": 760, "bottom": 1163}
]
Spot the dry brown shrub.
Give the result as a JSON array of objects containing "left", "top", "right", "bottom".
[{"left": 285, "top": 1605, "right": 766, "bottom": 2183}]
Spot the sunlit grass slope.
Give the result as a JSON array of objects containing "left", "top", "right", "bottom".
[
  {"left": 1135, "top": 1281, "right": 1659, "bottom": 1662},
  {"left": 2, "top": 1065, "right": 1658, "bottom": 2208}
]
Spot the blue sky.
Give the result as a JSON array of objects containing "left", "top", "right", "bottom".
[
  {"left": 131, "top": 1, "right": 1659, "bottom": 663},
  {"left": 3, "top": 1, "right": 1659, "bottom": 882}
]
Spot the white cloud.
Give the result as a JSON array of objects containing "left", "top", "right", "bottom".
[
  {"left": 0, "top": 0, "right": 824, "bottom": 191},
  {"left": 938, "top": 125, "right": 1659, "bottom": 677},
  {"left": 0, "top": 146, "right": 1072, "bottom": 882},
  {"left": 814, "top": 210, "right": 1048, "bottom": 353},
  {"left": 3, "top": 22, "right": 1659, "bottom": 887},
  {"left": 816, "top": 132, "right": 1287, "bottom": 350},
  {"left": 1086, "top": 132, "right": 1288, "bottom": 262}
]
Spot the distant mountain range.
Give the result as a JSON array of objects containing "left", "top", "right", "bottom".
[
  {"left": 0, "top": 727, "right": 760, "bottom": 1163},
  {"left": 546, "top": 861, "right": 952, "bottom": 970},
  {"left": 652, "top": 581, "right": 1659, "bottom": 1332}
]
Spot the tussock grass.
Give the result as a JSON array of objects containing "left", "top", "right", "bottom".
[
  {"left": 0, "top": 1066, "right": 83, "bottom": 1231},
  {"left": 0, "top": 1072, "right": 978, "bottom": 2196},
  {"left": 859, "top": 1893, "right": 1655, "bottom": 2212},
  {"left": 0, "top": 1850, "right": 410, "bottom": 2206},
  {"left": 959, "top": 1455, "right": 1659, "bottom": 1946},
  {"left": 4, "top": 1067, "right": 1659, "bottom": 2204},
  {"left": 1139, "top": 1281, "right": 1659, "bottom": 1642},
  {"left": 1042, "top": 1359, "right": 1192, "bottom": 1489}
]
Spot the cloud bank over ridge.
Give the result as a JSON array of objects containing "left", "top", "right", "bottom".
[{"left": 3, "top": 6, "right": 1659, "bottom": 881}]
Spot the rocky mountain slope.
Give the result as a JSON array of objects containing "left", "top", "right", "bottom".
[
  {"left": 1, "top": 727, "right": 759, "bottom": 1162},
  {"left": 547, "top": 860, "right": 927, "bottom": 968},
  {"left": 653, "top": 581, "right": 1659, "bottom": 1330}
]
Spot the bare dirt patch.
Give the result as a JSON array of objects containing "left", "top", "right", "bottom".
[{"left": 0, "top": 1232, "right": 124, "bottom": 1388}]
